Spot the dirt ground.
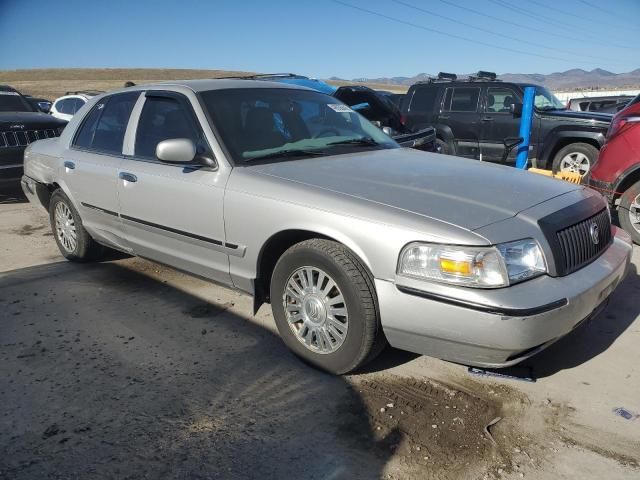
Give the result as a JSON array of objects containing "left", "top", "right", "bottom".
[{"left": 1, "top": 185, "right": 639, "bottom": 480}]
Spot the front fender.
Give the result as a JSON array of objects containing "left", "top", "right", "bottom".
[{"left": 539, "top": 128, "right": 605, "bottom": 166}]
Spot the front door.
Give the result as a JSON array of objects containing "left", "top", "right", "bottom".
[
  {"left": 62, "top": 91, "right": 140, "bottom": 251},
  {"left": 438, "top": 86, "right": 481, "bottom": 158},
  {"left": 117, "top": 91, "right": 231, "bottom": 285},
  {"left": 479, "top": 86, "right": 523, "bottom": 163}
]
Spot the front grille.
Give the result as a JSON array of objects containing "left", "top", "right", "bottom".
[
  {"left": 0, "top": 128, "right": 60, "bottom": 148},
  {"left": 556, "top": 208, "right": 612, "bottom": 275}
]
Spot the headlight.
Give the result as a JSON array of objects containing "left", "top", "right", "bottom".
[{"left": 398, "top": 239, "right": 546, "bottom": 288}]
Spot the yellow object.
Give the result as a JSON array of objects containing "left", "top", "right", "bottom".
[
  {"left": 440, "top": 258, "right": 472, "bottom": 276},
  {"left": 528, "top": 168, "right": 583, "bottom": 184}
]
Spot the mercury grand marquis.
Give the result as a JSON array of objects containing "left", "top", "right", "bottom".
[{"left": 21, "top": 80, "right": 632, "bottom": 373}]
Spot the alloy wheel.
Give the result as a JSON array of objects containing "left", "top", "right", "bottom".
[
  {"left": 283, "top": 266, "right": 349, "bottom": 354},
  {"left": 54, "top": 202, "right": 77, "bottom": 253},
  {"left": 559, "top": 152, "right": 590, "bottom": 175}
]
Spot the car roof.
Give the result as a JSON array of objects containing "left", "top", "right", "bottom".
[{"left": 0, "top": 85, "right": 19, "bottom": 93}]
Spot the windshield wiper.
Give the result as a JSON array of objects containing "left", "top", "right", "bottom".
[
  {"left": 244, "top": 149, "right": 326, "bottom": 162},
  {"left": 327, "top": 137, "right": 380, "bottom": 146}
]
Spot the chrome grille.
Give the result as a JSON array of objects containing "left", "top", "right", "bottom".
[
  {"left": 0, "top": 128, "right": 60, "bottom": 148},
  {"left": 556, "top": 209, "right": 611, "bottom": 275}
]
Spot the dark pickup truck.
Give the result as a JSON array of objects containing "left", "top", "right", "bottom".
[
  {"left": 1, "top": 85, "right": 67, "bottom": 184},
  {"left": 399, "top": 72, "right": 611, "bottom": 175}
]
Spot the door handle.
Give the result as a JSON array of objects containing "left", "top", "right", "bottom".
[
  {"left": 481, "top": 117, "right": 494, "bottom": 122},
  {"left": 119, "top": 172, "right": 137, "bottom": 183},
  {"left": 63, "top": 161, "right": 75, "bottom": 170}
]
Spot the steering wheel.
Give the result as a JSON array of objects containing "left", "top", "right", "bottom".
[{"left": 314, "top": 128, "right": 340, "bottom": 138}]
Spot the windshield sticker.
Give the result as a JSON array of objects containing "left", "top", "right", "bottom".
[
  {"left": 0, "top": 91, "right": 20, "bottom": 96},
  {"left": 327, "top": 104, "right": 353, "bottom": 113}
]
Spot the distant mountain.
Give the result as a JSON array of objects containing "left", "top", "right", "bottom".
[{"left": 335, "top": 68, "right": 640, "bottom": 91}]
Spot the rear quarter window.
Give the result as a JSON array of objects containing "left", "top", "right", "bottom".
[{"left": 409, "top": 87, "right": 438, "bottom": 112}]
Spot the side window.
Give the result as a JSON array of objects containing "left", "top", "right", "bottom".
[
  {"left": 72, "top": 98, "right": 86, "bottom": 113},
  {"left": 56, "top": 99, "right": 73, "bottom": 114},
  {"left": 72, "top": 92, "right": 139, "bottom": 154},
  {"left": 409, "top": 87, "right": 437, "bottom": 112},
  {"left": 486, "top": 87, "right": 519, "bottom": 113},
  {"left": 134, "top": 96, "right": 204, "bottom": 159},
  {"left": 446, "top": 87, "right": 480, "bottom": 112},
  {"left": 441, "top": 88, "right": 453, "bottom": 111}
]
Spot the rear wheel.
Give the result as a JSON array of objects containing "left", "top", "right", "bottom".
[
  {"left": 270, "top": 239, "right": 384, "bottom": 374},
  {"left": 552, "top": 143, "right": 598, "bottom": 176},
  {"left": 49, "top": 190, "right": 105, "bottom": 261},
  {"left": 618, "top": 180, "right": 640, "bottom": 245}
]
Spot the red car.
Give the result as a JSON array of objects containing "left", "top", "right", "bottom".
[{"left": 589, "top": 94, "right": 640, "bottom": 244}]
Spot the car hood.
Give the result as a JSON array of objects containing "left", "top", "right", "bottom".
[
  {"left": 539, "top": 109, "right": 612, "bottom": 124},
  {"left": 0, "top": 111, "right": 67, "bottom": 130},
  {"left": 248, "top": 148, "right": 582, "bottom": 231}
]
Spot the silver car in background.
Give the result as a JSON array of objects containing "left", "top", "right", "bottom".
[{"left": 21, "top": 80, "right": 632, "bottom": 374}]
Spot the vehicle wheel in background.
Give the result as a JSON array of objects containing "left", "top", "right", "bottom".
[
  {"left": 552, "top": 143, "right": 598, "bottom": 176},
  {"left": 618, "top": 180, "right": 640, "bottom": 245},
  {"left": 49, "top": 189, "right": 105, "bottom": 261},
  {"left": 435, "top": 138, "right": 451, "bottom": 155},
  {"left": 270, "top": 239, "right": 384, "bottom": 374}
]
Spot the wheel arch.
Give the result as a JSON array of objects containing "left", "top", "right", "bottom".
[
  {"left": 252, "top": 228, "right": 374, "bottom": 314},
  {"left": 540, "top": 130, "right": 604, "bottom": 169},
  {"left": 614, "top": 165, "right": 640, "bottom": 202}
]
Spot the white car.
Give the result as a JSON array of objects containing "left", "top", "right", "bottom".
[{"left": 50, "top": 90, "right": 102, "bottom": 121}]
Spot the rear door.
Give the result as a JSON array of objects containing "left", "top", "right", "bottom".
[
  {"left": 438, "top": 86, "right": 481, "bottom": 158},
  {"left": 62, "top": 91, "right": 140, "bottom": 250},
  {"left": 479, "top": 86, "right": 523, "bottom": 163},
  {"left": 116, "top": 91, "right": 232, "bottom": 285}
]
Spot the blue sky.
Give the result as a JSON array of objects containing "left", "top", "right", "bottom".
[{"left": 1, "top": 0, "right": 638, "bottom": 78}]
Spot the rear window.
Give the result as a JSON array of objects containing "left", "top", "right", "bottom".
[
  {"left": 409, "top": 87, "right": 438, "bottom": 112},
  {"left": 73, "top": 92, "right": 139, "bottom": 154},
  {"left": 443, "top": 87, "right": 480, "bottom": 112}
]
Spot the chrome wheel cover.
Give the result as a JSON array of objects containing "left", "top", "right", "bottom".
[
  {"left": 559, "top": 152, "right": 590, "bottom": 175},
  {"left": 630, "top": 193, "right": 640, "bottom": 235},
  {"left": 283, "top": 267, "right": 348, "bottom": 354},
  {"left": 54, "top": 202, "right": 77, "bottom": 253}
]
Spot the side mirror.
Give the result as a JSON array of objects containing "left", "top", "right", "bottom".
[
  {"left": 38, "top": 102, "right": 51, "bottom": 113},
  {"left": 382, "top": 126, "right": 393, "bottom": 136},
  {"left": 156, "top": 138, "right": 217, "bottom": 169},
  {"left": 510, "top": 102, "right": 523, "bottom": 117}
]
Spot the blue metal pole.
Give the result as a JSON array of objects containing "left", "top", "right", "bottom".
[{"left": 516, "top": 86, "right": 535, "bottom": 169}]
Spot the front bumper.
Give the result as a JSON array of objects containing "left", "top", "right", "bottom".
[
  {"left": 587, "top": 176, "right": 616, "bottom": 202},
  {"left": 377, "top": 227, "right": 633, "bottom": 368}
]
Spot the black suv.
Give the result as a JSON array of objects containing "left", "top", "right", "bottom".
[
  {"left": 1, "top": 85, "right": 67, "bottom": 185},
  {"left": 400, "top": 72, "right": 612, "bottom": 174}
]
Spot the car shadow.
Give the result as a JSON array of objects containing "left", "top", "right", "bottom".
[
  {"left": 490, "top": 260, "right": 640, "bottom": 380},
  {"left": 0, "top": 261, "right": 398, "bottom": 480},
  {"left": 0, "top": 183, "right": 28, "bottom": 204}
]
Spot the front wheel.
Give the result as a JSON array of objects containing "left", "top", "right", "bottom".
[
  {"left": 552, "top": 143, "right": 598, "bottom": 176},
  {"left": 618, "top": 180, "right": 640, "bottom": 245},
  {"left": 270, "top": 239, "right": 384, "bottom": 374}
]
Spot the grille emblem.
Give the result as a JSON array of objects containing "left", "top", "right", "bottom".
[
  {"left": 10, "top": 124, "right": 25, "bottom": 129},
  {"left": 590, "top": 223, "right": 600, "bottom": 245}
]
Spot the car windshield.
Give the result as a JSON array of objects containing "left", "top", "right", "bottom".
[
  {"left": 199, "top": 87, "right": 398, "bottom": 163},
  {"left": 0, "top": 90, "right": 36, "bottom": 113},
  {"left": 534, "top": 87, "right": 565, "bottom": 110}
]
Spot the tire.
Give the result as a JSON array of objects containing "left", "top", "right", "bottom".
[
  {"left": 435, "top": 138, "right": 451, "bottom": 155},
  {"left": 551, "top": 143, "right": 598, "bottom": 176},
  {"left": 270, "top": 239, "right": 384, "bottom": 374},
  {"left": 49, "top": 189, "right": 105, "bottom": 261},
  {"left": 618, "top": 180, "right": 640, "bottom": 245}
]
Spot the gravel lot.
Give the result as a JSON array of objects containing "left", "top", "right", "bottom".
[{"left": 1, "top": 185, "right": 639, "bottom": 480}]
